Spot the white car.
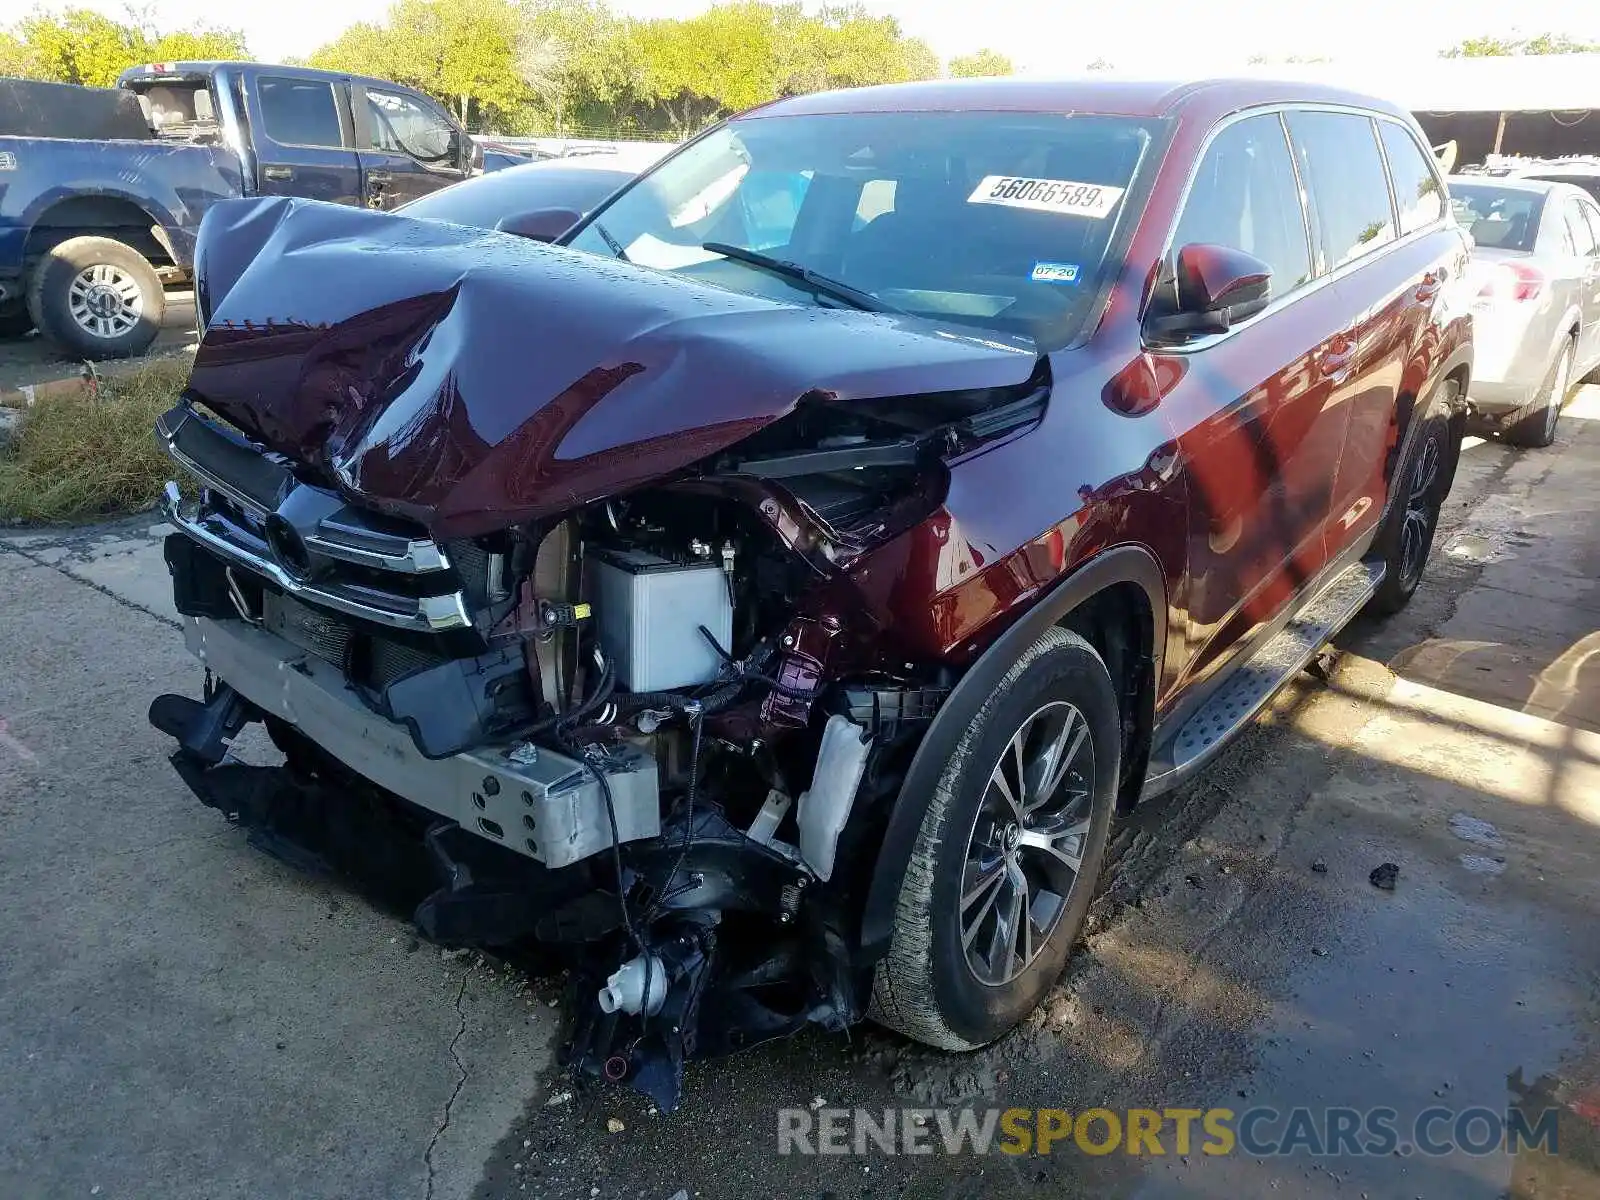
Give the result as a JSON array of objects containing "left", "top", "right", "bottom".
[{"left": 1450, "top": 175, "right": 1600, "bottom": 446}]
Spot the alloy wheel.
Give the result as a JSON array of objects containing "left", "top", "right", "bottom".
[
  {"left": 1399, "top": 427, "right": 1442, "bottom": 592},
  {"left": 960, "top": 700, "right": 1096, "bottom": 986},
  {"left": 67, "top": 264, "right": 143, "bottom": 339}
]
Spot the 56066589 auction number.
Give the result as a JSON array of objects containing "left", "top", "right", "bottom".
[{"left": 967, "top": 176, "right": 1125, "bottom": 218}]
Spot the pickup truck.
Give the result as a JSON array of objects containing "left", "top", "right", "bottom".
[{"left": 0, "top": 62, "right": 505, "bottom": 359}]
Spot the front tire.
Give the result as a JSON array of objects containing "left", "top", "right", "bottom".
[
  {"left": 26, "top": 236, "right": 165, "bottom": 361},
  {"left": 1504, "top": 339, "right": 1572, "bottom": 449},
  {"left": 870, "top": 627, "right": 1120, "bottom": 1050}
]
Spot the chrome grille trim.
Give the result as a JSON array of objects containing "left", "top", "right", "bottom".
[
  {"left": 157, "top": 403, "right": 452, "bottom": 576},
  {"left": 304, "top": 519, "right": 452, "bottom": 575},
  {"left": 162, "top": 482, "right": 471, "bottom": 634}
]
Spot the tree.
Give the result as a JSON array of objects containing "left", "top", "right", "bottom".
[
  {"left": 1442, "top": 32, "right": 1599, "bottom": 57},
  {"left": 948, "top": 48, "right": 1013, "bottom": 78},
  {"left": 0, "top": 31, "right": 45, "bottom": 79},
  {"left": 6, "top": 9, "right": 247, "bottom": 86},
  {"left": 147, "top": 29, "right": 250, "bottom": 63},
  {"left": 514, "top": 0, "right": 634, "bottom": 135},
  {"left": 310, "top": 0, "right": 527, "bottom": 127},
  {"left": 16, "top": 9, "right": 146, "bottom": 86},
  {"left": 632, "top": 2, "right": 781, "bottom": 135}
]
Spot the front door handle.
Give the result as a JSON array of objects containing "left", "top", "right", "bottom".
[{"left": 262, "top": 165, "right": 292, "bottom": 181}]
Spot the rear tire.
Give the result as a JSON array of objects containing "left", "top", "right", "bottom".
[
  {"left": 870, "top": 627, "right": 1120, "bottom": 1050},
  {"left": 1504, "top": 339, "right": 1572, "bottom": 449},
  {"left": 26, "top": 236, "right": 164, "bottom": 361},
  {"left": 1368, "top": 406, "right": 1452, "bottom": 617}
]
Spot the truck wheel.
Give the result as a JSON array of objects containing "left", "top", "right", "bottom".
[
  {"left": 27, "top": 236, "right": 165, "bottom": 360},
  {"left": 870, "top": 627, "right": 1120, "bottom": 1050}
]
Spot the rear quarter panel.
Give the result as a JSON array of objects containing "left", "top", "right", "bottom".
[{"left": 0, "top": 137, "right": 243, "bottom": 274}]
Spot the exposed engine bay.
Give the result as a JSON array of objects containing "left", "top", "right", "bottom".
[{"left": 151, "top": 357, "right": 1045, "bottom": 1109}]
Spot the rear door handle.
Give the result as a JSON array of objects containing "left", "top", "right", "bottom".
[
  {"left": 1319, "top": 334, "right": 1358, "bottom": 379},
  {"left": 262, "top": 165, "right": 292, "bottom": 181},
  {"left": 367, "top": 170, "right": 392, "bottom": 184}
]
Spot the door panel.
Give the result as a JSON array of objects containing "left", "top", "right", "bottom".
[
  {"left": 1324, "top": 238, "right": 1453, "bottom": 560},
  {"left": 1154, "top": 112, "right": 1349, "bottom": 690},
  {"left": 1285, "top": 111, "right": 1448, "bottom": 567},
  {"left": 244, "top": 72, "right": 361, "bottom": 205},
  {"left": 1159, "top": 294, "right": 1354, "bottom": 691},
  {"left": 352, "top": 85, "right": 469, "bottom": 210}
]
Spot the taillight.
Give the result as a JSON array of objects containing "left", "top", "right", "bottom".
[{"left": 1474, "top": 262, "right": 1545, "bottom": 304}]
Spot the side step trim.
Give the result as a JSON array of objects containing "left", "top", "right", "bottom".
[{"left": 1141, "top": 559, "right": 1384, "bottom": 800}]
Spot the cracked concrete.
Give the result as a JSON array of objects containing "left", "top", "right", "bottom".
[
  {"left": 0, "top": 536, "right": 556, "bottom": 1200},
  {"left": 426, "top": 975, "right": 474, "bottom": 1200}
]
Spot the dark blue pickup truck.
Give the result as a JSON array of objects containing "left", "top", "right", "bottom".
[{"left": 0, "top": 62, "right": 513, "bottom": 358}]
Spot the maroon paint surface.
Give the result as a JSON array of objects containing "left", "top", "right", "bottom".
[{"left": 184, "top": 77, "right": 1471, "bottom": 722}]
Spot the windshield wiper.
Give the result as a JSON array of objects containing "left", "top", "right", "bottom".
[
  {"left": 701, "top": 242, "right": 899, "bottom": 314},
  {"left": 594, "top": 222, "right": 629, "bottom": 262}
]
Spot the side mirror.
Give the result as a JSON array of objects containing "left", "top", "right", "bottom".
[
  {"left": 1147, "top": 243, "right": 1273, "bottom": 342},
  {"left": 466, "top": 135, "right": 483, "bottom": 173},
  {"left": 495, "top": 206, "right": 584, "bottom": 243}
]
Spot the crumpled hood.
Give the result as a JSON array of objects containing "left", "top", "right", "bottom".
[{"left": 186, "top": 196, "right": 1039, "bottom": 539}]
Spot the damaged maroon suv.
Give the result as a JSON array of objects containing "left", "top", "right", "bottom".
[{"left": 151, "top": 77, "right": 1472, "bottom": 1108}]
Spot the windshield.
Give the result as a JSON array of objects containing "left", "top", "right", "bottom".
[
  {"left": 1449, "top": 182, "right": 1544, "bottom": 252},
  {"left": 566, "top": 111, "right": 1163, "bottom": 348}
]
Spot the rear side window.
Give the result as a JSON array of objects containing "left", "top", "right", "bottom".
[
  {"left": 1580, "top": 201, "right": 1600, "bottom": 253},
  {"left": 1173, "top": 112, "right": 1312, "bottom": 297},
  {"left": 1564, "top": 200, "right": 1599, "bottom": 257},
  {"left": 1286, "top": 111, "right": 1395, "bottom": 268},
  {"left": 258, "top": 77, "right": 342, "bottom": 149},
  {"left": 1377, "top": 121, "right": 1444, "bottom": 236}
]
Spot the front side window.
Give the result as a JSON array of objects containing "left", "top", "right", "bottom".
[
  {"left": 1286, "top": 110, "right": 1395, "bottom": 268},
  {"left": 1378, "top": 120, "right": 1445, "bottom": 236},
  {"left": 566, "top": 111, "right": 1164, "bottom": 348},
  {"left": 257, "top": 76, "right": 342, "bottom": 149},
  {"left": 1172, "top": 112, "right": 1312, "bottom": 300},
  {"left": 1448, "top": 183, "right": 1544, "bottom": 252},
  {"left": 365, "top": 88, "right": 456, "bottom": 165}
]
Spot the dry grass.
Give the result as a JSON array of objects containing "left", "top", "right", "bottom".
[{"left": 0, "top": 358, "right": 191, "bottom": 524}]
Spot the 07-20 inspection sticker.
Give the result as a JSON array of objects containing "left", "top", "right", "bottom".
[{"left": 968, "top": 176, "right": 1124, "bottom": 218}]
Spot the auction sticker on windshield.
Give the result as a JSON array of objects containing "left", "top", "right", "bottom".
[{"left": 968, "top": 177, "right": 1125, "bottom": 218}]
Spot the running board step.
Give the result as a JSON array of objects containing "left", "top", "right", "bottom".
[{"left": 1143, "top": 559, "right": 1385, "bottom": 798}]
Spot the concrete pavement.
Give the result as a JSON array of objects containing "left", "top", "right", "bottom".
[
  {"left": 0, "top": 541, "right": 556, "bottom": 1200},
  {"left": 1, "top": 391, "right": 1598, "bottom": 1199}
]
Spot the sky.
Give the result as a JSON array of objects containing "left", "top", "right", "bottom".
[{"left": 28, "top": 0, "right": 1600, "bottom": 73}]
